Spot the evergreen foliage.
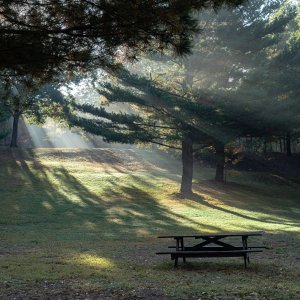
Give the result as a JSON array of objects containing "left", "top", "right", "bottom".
[
  {"left": 70, "top": 0, "right": 299, "bottom": 145},
  {"left": 0, "top": 0, "right": 244, "bottom": 77},
  {"left": 230, "top": 0, "right": 300, "bottom": 151},
  {"left": 66, "top": 0, "right": 300, "bottom": 192}
]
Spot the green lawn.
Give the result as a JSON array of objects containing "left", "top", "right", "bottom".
[{"left": 0, "top": 148, "right": 299, "bottom": 299}]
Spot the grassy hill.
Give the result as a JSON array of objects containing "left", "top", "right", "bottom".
[{"left": 0, "top": 148, "right": 299, "bottom": 299}]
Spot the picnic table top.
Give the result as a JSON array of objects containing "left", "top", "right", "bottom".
[{"left": 158, "top": 231, "right": 264, "bottom": 239}]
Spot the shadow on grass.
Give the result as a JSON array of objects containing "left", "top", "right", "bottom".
[
  {"left": 0, "top": 149, "right": 220, "bottom": 243},
  {"left": 183, "top": 180, "right": 300, "bottom": 228},
  {"left": 1, "top": 148, "right": 299, "bottom": 243}
]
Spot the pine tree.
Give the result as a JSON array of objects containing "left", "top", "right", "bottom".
[
  {"left": 65, "top": 69, "right": 248, "bottom": 195},
  {"left": 65, "top": 0, "right": 300, "bottom": 193}
]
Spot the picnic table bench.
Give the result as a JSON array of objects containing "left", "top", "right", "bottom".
[{"left": 156, "top": 231, "right": 266, "bottom": 268}]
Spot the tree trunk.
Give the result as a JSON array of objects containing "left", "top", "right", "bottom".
[
  {"left": 180, "top": 136, "right": 193, "bottom": 196},
  {"left": 286, "top": 132, "right": 292, "bottom": 157},
  {"left": 10, "top": 113, "right": 20, "bottom": 148},
  {"left": 215, "top": 143, "right": 225, "bottom": 182}
]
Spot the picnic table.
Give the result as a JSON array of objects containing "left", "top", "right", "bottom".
[{"left": 156, "top": 231, "right": 265, "bottom": 268}]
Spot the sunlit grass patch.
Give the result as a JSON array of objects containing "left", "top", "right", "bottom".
[{"left": 70, "top": 254, "right": 114, "bottom": 270}]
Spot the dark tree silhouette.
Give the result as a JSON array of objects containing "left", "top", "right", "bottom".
[{"left": 0, "top": 0, "right": 243, "bottom": 77}]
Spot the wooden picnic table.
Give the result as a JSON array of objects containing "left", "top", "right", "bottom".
[{"left": 156, "top": 231, "right": 265, "bottom": 268}]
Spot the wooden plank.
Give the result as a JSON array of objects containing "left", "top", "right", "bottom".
[
  {"left": 182, "top": 246, "right": 243, "bottom": 251},
  {"left": 167, "top": 246, "right": 266, "bottom": 250},
  {"left": 167, "top": 246, "right": 241, "bottom": 250},
  {"left": 158, "top": 231, "right": 264, "bottom": 239},
  {"left": 156, "top": 250, "right": 262, "bottom": 255}
]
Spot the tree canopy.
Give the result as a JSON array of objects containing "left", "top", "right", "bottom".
[{"left": 0, "top": 0, "right": 243, "bottom": 76}]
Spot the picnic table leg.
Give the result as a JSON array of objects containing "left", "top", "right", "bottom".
[
  {"left": 242, "top": 236, "right": 250, "bottom": 264},
  {"left": 242, "top": 236, "right": 250, "bottom": 268},
  {"left": 174, "top": 238, "right": 179, "bottom": 267},
  {"left": 180, "top": 238, "right": 186, "bottom": 263},
  {"left": 246, "top": 237, "right": 250, "bottom": 264}
]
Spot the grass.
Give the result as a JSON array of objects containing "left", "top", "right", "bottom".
[{"left": 0, "top": 147, "right": 300, "bottom": 299}]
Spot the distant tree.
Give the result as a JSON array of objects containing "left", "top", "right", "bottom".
[{"left": 0, "top": 77, "right": 63, "bottom": 147}]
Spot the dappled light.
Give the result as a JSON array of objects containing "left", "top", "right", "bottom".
[{"left": 72, "top": 254, "right": 114, "bottom": 269}]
